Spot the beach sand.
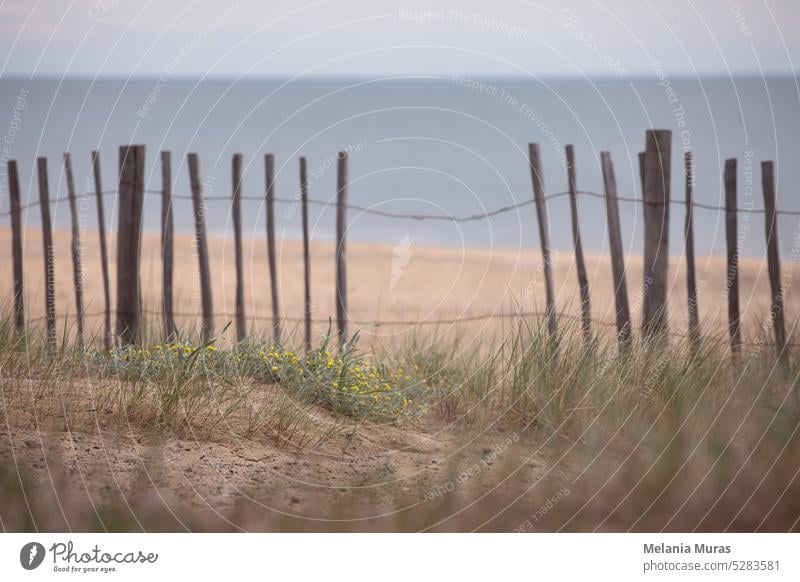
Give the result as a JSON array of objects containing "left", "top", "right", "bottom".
[{"left": 0, "top": 227, "right": 797, "bottom": 347}]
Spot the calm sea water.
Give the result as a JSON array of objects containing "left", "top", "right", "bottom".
[{"left": 0, "top": 76, "right": 798, "bottom": 258}]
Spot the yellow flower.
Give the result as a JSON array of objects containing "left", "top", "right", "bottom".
[{"left": 206, "top": 345, "right": 217, "bottom": 352}]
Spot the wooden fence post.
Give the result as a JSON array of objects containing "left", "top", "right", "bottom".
[
  {"left": 528, "top": 143, "right": 557, "bottom": 336},
  {"left": 724, "top": 158, "right": 741, "bottom": 353},
  {"left": 36, "top": 157, "right": 56, "bottom": 346},
  {"left": 565, "top": 144, "right": 591, "bottom": 342},
  {"left": 188, "top": 153, "right": 214, "bottom": 342},
  {"left": 116, "top": 145, "right": 145, "bottom": 344},
  {"left": 684, "top": 151, "right": 700, "bottom": 347},
  {"left": 761, "top": 161, "right": 787, "bottom": 361},
  {"left": 63, "top": 153, "right": 85, "bottom": 346},
  {"left": 300, "top": 156, "right": 312, "bottom": 352},
  {"left": 232, "top": 153, "right": 246, "bottom": 342},
  {"left": 265, "top": 154, "right": 281, "bottom": 345},
  {"left": 8, "top": 160, "right": 24, "bottom": 332},
  {"left": 160, "top": 151, "right": 176, "bottom": 341},
  {"left": 601, "top": 151, "right": 631, "bottom": 347},
  {"left": 336, "top": 151, "right": 348, "bottom": 345},
  {"left": 642, "top": 129, "right": 671, "bottom": 338},
  {"left": 92, "top": 152, "right": 112, "bottom": 351}
]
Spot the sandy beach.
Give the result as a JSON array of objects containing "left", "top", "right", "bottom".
[{"left": 1, "top": 226, "right": 796, "bottom": 346}]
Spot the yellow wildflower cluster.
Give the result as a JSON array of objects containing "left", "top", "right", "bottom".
[
  {"left": 94, "top": 336, "right": 420, "bottom": 421},
  {"left": 300, "top": 349, "right": 417, "bottom": 420}
]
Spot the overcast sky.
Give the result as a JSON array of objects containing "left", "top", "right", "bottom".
[{"left": 1, "top": 0, "right": 798, "bottom": 78}]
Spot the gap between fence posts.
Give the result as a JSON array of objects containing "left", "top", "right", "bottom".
[
  {"left": 601, "top": 151, "right": 631, "bottom": 347},
  {"left": 638, "top": 152, "right": 645, "bottom": 198},
  {"left": 64, "top": 153, "right": 85, "bottom": 347},
  {"left": 36, "top": 157, "right": 56, "bottom": 346},
  {"left": 232, "top": 153, "right": 246, "bottom": 342},
  {"left": 565, "top": 144, "right": 591, "bottom": 343},
  {"left": 724, "top": 158, "right": 741, "bottom": 353},
  {"left": 336, "top": 151, "right": 349, "bottom": 346},
  {"left": 188, "top": 152, "right": 214, "bottom": 342},
  {"left": 160, "top": 151, "right": 176, "bottom": 341},
  {"left": 684, "top": 151, "right": 700, "bottom": 348},
  {"left": 300, "top": 156, "right": 312, "bottom": 352},
  {"left": 761, "top": 160, "right": 787, "bottom": 362},
  {"left": 528, "top": 143, "right": 557, "bottom": 336},
  {"left": 8, "top": 160, "right": 24, "bottom": 332},
  {"left": 116, "top": 145, "right": 145, "bottom": 344},
  {"left": 265, "top": 153, "right": 281, "bottom": 345},
  {"left": 92, "top": 151, "right": 112, "bottom": 351},
  {"left": 642, "top": 129, "right": 671, "bottom": 339}
]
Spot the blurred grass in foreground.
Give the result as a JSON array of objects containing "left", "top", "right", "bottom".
[{"left": 1, "top": 310, "right": 799, "bottom": 531}]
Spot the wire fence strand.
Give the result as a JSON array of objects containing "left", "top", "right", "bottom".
[
  {"left": 22, "top": 308, "right": 799, "bottom": 349},
  {"left": 2, "top": 187, "right": 800, "bottom": 220}
]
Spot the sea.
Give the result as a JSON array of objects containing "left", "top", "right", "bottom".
[{"left": 0, "top": 76, "right": 798, "bottom": 259}]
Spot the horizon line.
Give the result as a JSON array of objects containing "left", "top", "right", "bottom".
[{"left": 1, "top": 72, "right": 798, "bottom": 83}]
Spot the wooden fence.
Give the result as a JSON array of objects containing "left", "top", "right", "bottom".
[{"left": 2, "top": 129, "right": 797, "bottom": 361}]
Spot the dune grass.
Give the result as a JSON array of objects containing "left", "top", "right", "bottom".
[{"left": 1, "top": 310, "right": 799, "bottom": 531}]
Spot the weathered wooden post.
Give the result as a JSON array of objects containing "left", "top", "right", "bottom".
[
  {"left": 601, "top": 151, "right": 631, "bottom": 347},
  {"left": 265, "top": 154, "right": 281, "bottom": 345},
  {"left": 116, "top": 145, "right": 145, "bottom": 344},
  {"left": 63, "top": 153, "right": 85, "bottom": 346},
  {"left": 336, "top": 151, "right": 349, "bottom": 345},
  {"left": 724, "top": 158, "right": 741, "bottom": 353},
  {"left": 761, "top": 161, "right": 787, "bottom": 361},
  {"left": 300, "top": 156, "right": 312, "bottom": 352},
  {"left": 528, "top": 143, "right": 557, "bottom": 336},
  {"left": 565, "top": 145, "right": 591, "bottom": 342},
  {"left": 232, "top": 153, "right": 246, "bottom": 342},
  {"left": 160, "top": 151, "right": 176, "bottom": 341},
  {"left": 188, "top": 152, "right": 214, "bottom": 342},
  {"left": 92, "top": 151, "right": 112, "bottom": 351},
  {"left": 37, "top": 157, "right": 56, "bottom": 346},
  {"left": 684, "top": 151, "right": 700, "bottom": 347},
  {"left": 8, "top": 160, "right": 24, "bottom": 332},
  {"left": 641, "top": 129, "right": 671, "bottom": 338}
]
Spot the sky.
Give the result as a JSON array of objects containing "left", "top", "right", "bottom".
[{"left": 0, "top": 0, "right": 799, "bottom": 79}]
